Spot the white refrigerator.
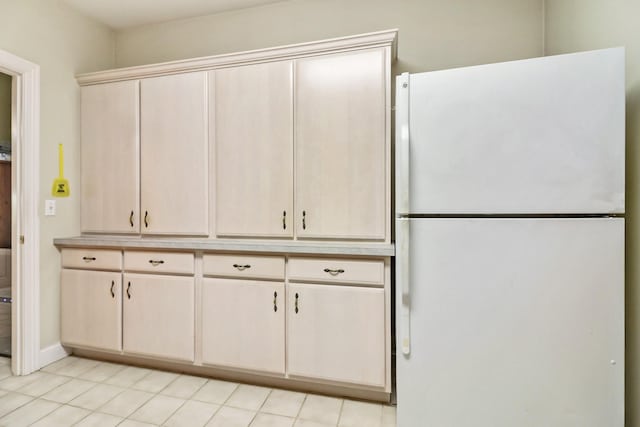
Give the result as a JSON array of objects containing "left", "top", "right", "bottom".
[{"left": 395, "top": 48, "right": 625, "bottom": 427}]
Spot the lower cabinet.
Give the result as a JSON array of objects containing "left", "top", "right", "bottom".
[
  {"left": 59, "top": 248, "right": 389, "bottom": 397},
  {"left": 287, "top": 282, "right": 386, "bottom": 387},
  {"left": 123, "top": 273, "right": 195, "bottom": 362},
  {"left": 60, "top": 269, "right": 122, "bottom": 352},
  {"left": 202, "top": 278, "right": 285, "bottom": 374}
]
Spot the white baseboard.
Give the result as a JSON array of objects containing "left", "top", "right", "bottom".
[{"left": 39, "top": 343, "right": 70, "bottom": 368}]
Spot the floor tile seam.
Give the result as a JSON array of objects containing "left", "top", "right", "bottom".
[
  {"left": 17, "top": 373, "right": 75, "bottom": 396},
  {"left": 292, "top": 394, "right": 308, "bottom": 420},
  {"left": 5, "top": 397, "right": 60, "bottom": 426},
  {"left": 64, "top": 403, "right": 99, "bottom": 427},
  {"left": 195, "top": 398, "right": 225, "bottom": 427},
  {"left": 158, "top": 398, "right": 221, "bottom": 427},
  {"left": 159, "top": 374, "right": 210, "bottom": 400},
  {"left": 335, "top": 399, "right": 346, "bottom": 427},
  {"left": 40, "top": 378, "right": 103, "bottom": 404},
  {"left": 128, "top": 369, "right": 162, "bottom": 393},
  {"left": 125, "top": 394, "right": 188, "bottom": 426},
  {"left": 0, "top": 392, "right": 35, "bottom": 421},
  {"left": 257, "top": 391, "right": 306, "bottom": 419},
  {"left": 67, "top": 405, "right": 95, "bottom": 426},
  {"left": 217, "top": 382, "right": 240, "bottom": 406},
  {"left": 79, "top": 365, "right": 128, "bottom": 383},
  {"left": 95, "top": 386, "right": 156, "bottom": 418}
]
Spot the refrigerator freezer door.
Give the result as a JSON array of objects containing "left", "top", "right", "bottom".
[
  {"left": 396, "top": 218, "right": 624, "bottom": 427},
  {"left": 402, "top": 48, "right": 625, "bottom": 215}
]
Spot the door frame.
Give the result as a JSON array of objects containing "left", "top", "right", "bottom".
[{"left": 0, "top": 48, "right": 40, "bottom": 375}]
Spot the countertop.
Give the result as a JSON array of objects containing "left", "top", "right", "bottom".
[{"left": 53, "top": 236, "right": 395, "bottom": 257}]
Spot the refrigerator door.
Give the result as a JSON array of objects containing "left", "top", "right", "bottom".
[
  {"left": 398, "top": 48, "right": 625, "bottom": 215},
  {"left": 396, "top": 218, "right": 624, "bottom": 427}
]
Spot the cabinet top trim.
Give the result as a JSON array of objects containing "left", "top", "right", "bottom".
[
  {"left": 76, "top": 29, "right": 398, "bottom": 86},
  {"left": 53, "top": 237, "right": 395, "bottom": 257}
]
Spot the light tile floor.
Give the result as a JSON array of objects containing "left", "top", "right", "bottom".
[{"left": 0, "top": 356, "right": 397, "bottom": 426}]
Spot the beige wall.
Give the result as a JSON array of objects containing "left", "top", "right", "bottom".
[
  {"left": 0, "top": 73, "right": 9, "bottom": 143},
  {"left": 544, "top": 1, "right": 639, "bottom": 425},
  {"left": 0, "top": 0, "right": 115, "bottom": 349},
  {"left": 115, "top": 0, "right": 543, "bottom": 74}
]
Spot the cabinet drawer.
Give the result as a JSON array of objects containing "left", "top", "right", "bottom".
[
  {"left": 203, "top": 254, "right": 284, "bottom": 280},
  {"left": 61, "top": 248, "right": 122, "bottom": 271},
  {"left": 124, "top": 251, "right": 194, "bottom": 275},
  {"left": 288, "top": 257, "right": 384, "bottom": 286}
]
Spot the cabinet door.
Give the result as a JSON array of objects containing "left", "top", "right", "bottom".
[
  {"left": 287, "top": 283, "right": 385, "bottom": 387},
  {"left": 202, "top": 278, "right": 285, "bottom": 374},
  {"left": 123, "top": 273, "right": 194, "bottom": 362},
  {"left": 81, "top": 81, "right": 139, "bottom": 233},
  {"left": 295, "top": 49, "right": 387, "bottom": 240},
  {"left": 214, "top": 62, "right": 294, "bottom": 238},
  {"left": 140, "top": 72, "right": 208, "bottom": 235},
  {"left": 61, "top": 269, "right": 122, "bottom": 352}
]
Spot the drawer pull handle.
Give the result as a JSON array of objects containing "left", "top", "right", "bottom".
[
  {"left": 127, "top": 282, "right": 131, "bottom": 299},
  {"left": 82, "top": 257, "right": 96, "bottom": 262},
  {"left": 149, "top": 260, "right": 165, "bottom": 266},
  {"left": 233, "top": 264, "right": 251, "bottom": 271},
  {"left": 282, "top": 211, "right": 286, "bottom": 230},
  {"left": 129, "top": 210, "right": 134, "bottom": 227},
  {"left": 273, "top": 291, "right": 278, "bottom": 312},
  {"left": 110, "top": 280, "right": 115, "bottom": 298},
  {"left": 302, "top": 210, "right": 306, "bottom": 230},
  {"left": 144, "top": 211, "right": 149, "bottom": 228},
  {"left": 323, "top": 268, "right": 345, "bottom": 276},
  {"left": 295, "top": 293, "right": 299, "bottom": 314}
]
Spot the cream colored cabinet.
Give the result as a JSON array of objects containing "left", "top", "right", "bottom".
[
  {"left": 202, "top": 279, "right": 285, "bottom": 374},
  {"left": 213, "top": 62, "right": 294, "bottom": 238},
  {"left": 81, "top": 81, "right": 140, "bottom": 233},
  {"left": 287, "top": 282, "right": 386, "bottom": 387},
  {"left": 122, "top": 273, "right": 195, "bottom": 362},
  {"left": 295, "top": 49, "right": 387, "bottom": 240},
  {"left": 60, "top": 269, "right": 122, "bottom": 352},
  {"left": 140, "top": 72, "right": 209, "bottom": 236}
]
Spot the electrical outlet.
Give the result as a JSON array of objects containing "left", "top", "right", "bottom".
[{"left": 44, "top": 199, "right": 56, "bottom": 216}]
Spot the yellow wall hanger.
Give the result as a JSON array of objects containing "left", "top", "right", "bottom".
[{"left": 51, "top": 143, "right": 70, "bottom": 197}]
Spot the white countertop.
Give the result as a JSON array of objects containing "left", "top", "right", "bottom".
[{"left": 53, "top": 236, "right": 395, "bottom": 257}]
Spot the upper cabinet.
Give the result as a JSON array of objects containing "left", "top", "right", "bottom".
[
  {"left": 141, "top": 72, "right": 209, "bottom": 236},
  {"left": 77, "top": 30, "right": 395, "bottom": 242},
  {"left": 213, "top": 61, "right": 294, "bottom": 238},
  {"left": 295, "top": 49, "right": 387, "bottom": 240},
  {"left": 81, "top": 80, "right": 139, "bottom": 234}
]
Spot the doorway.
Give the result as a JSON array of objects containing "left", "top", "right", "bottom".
[
  {"left": 0, "top": 71, "right": 10, "bottom": 357},
  {"left": 0, "top": 48, "right": 40, "bottom": 376}
]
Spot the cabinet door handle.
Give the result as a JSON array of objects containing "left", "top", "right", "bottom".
[
  {"left": 273, "top": 291, "right": 278, "bottom": 312},
  {"left": 233, "top": 264, "right": 251, "bottom": 271},
  {"left": 295, "top": 292, "right": 299, "bottom": 314},
  {"left": 126, "top": 282, "right": 131, "bottom": 299},
  {"left": 144, "top": 211, "right": 149, "bottom": 228},
  {"left": 129, "top": 210, "right": 134, "bottom": 227},
  {"left": 110, "top": 280, "right": 115, "bottom": 298},
  {"left": 82, "top": 257, "right": 96, "bottom": 262},
  {"left": 149, "top": 260, "right": 165, "bottom": 266},
  {"left": 302, "top": 211, "right": 306, "bottom": 230},
  {"left": 323, "top": 268, "right": 345, "bottom": 276},
  {"left": 282, "top": 211, "right": 286, "bottom": 230}
]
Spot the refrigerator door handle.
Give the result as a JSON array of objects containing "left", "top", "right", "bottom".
[
  {"left": 396, "top": 218, "right": 411, "bottom": 355},
  {"left": 396, "top": 72, "right": 410, "bottom": 216}
]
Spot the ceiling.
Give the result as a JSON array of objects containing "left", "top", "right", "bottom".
[{"left": 62, "top": 0, "right": 288, "bottom": 30}]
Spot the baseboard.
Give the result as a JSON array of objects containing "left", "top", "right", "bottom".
[{"left": 39, "top": 343, "right": 70, "bottom": 368}]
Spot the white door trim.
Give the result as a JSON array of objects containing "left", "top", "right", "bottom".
[{"left": 0, "top": 48, "right": 40, "bottom": 375}]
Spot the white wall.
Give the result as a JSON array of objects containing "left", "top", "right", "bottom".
[
  {"left": 544, "top": 1, "right": 638, "bottom": 425},
  {"left": 115, "top": 0, "right": 543, "bottom": 74},
  {"left": 0, "top": 0, "right": 115, "bottom": 349}
]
